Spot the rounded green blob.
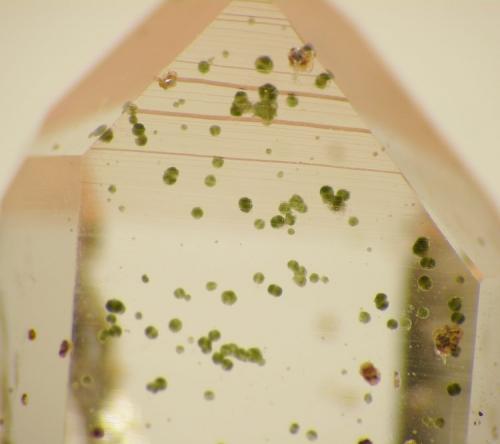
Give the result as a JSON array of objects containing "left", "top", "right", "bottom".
[
  {"left": 287, "top": 260, "right": 299, "bottom": 271},
  {"left": 374, "top": 293, "right": 389, "bottom": 310},
  {"left": 306, "top": 429, "right": 318, "bottom": 441},
  {"left": 141, "top": 274, "right": 149, "bottom": 283},
  {"left": 222, "top": 50, "right": 230, "bottom": 58},
  {"left": 267, "top": 284, "right": 283, "bottom": 297},
  {"left": 105, "top": 299, "right": 126, "bottom": 314},
  {"left": 129, "top": 114, "right": 138, "bottom": 124},
  {"left": 285, "top": 213, "right": 296, "bottom": 226},
  {"left": 181, "top": 124, "right": 188, "bottom": 131},
  {"left": 135, "top": 135, "right": 148, "bottom": 146},
  {"left": 230, "top": 104, "right": 243, "bottom": 116},
  {"left": 258, "top": 83, "right": 278, "bottom": 102},
  {"left": 204, "top": 390, "right": 215, "bottom": 401},
  {"left": 293, "top": 274, "right": 307, "bottom": 287},
  {"left": 221, "top": 358, "right": 234, "bottom": 371},
  {"left": 287, "top": 228, "right": 295, "bottom": 235},
  {"left": 173, "top": 287, "right": 191, "bottom": 301},
  {"left": 254, "top": 219, "right": 265, "bottom": 230},
  {"left": 320, "top": 185, "right": 334, "bottom": 200},
  {"left": 253, "top": 100, "right": 278, "bottom": 123},
  {"left": 163, "top": 167, "right": 179, "bottom": 185},
  {"left": 413, "top": 237, "right": 430, "bottom": 256},
  {"left": 175, "top": 345, "right": 185, "bottom": 354},
  {"left": 248, "top": 347, "right": 264, "bottom": 364},
  {"left": 309, "top": 273, "right": 319, "bottom": 283},
  {"left": 206, "top": 281, "right": 217, "bottom": 291},
  {"left": 447, "top": 382, "right": 461, "bottom": 396},
  {"left": 253, "top": 272, "right": 265, "bottom": 284},
  {"left": 168, "top": 318, "right": 182, "bottom": 333},
  {"left": 108, "top": 324, "right": 122, "bottom": 337},
  {"left": 191, "top": 207, "right": 204, "bottom": 219},
  {"left": 315, "top": 71, "right": 333, "bottom": 89},
  {"left": 434, "top": 417, "right": 445, "bottom": 428},
  {"left": 208, "top": 330, "right": 221, "bottom": 341},
  {"left": 212, "top": 156, "right": 224, "bottom": 168},
  {"left": 212, "top": 352, "right": 224, "bottom": 364},
  {"left": 387, "top": 319, "right": 399, "bottom": 330},
  {"left": 270, "top": 215, "right": 285, "bottom": 228},
  {"left": 198, "top": 60, "right": 210, "bottom": 74},
  {"left": 135, "top": 311, "right": 143, "bottom": 320},
  {"left": 321, "top": 276, "right": 329, "bottom": 284},
  {"left": 204, "top": 174, "right": 216, "bottom": 187},
  {"left": 99, "top": 128, "right": 114, "bottom": 142},
  {"left": 456, "top": 275, "right": 465, "bottom": 284},
  {"left": 289, "top": 422, "right": 300, "bottom": 434},
  {"left": 198, "top": 336, "right": 212, "bottom": 354},
  {"left": 255, "top": 55, "right": 274, "bottom": 73},
  {"left": 106, "top": 314, "right": 117, "bottom": 324},
  {"left": 420, "top": 257, "right": 436, "bottom": 269},
  {"left": 132, "top": 123, "right": 145, "bottom": 136},
  {"left": 145, "top": 326, "right": 159, "bottom": 339},
  {"left": 416, "top": 306, "right": 430, "bottom": 319},
  {"left": 364, "top": 393, "right": 373, "bottom": 404},
  {"left": 209, "top": 125, "right": 221, "bottom": 136},
  {"left": 336, "top": 189, "right": 350, "bottom": 201},
  {"left": 400, "top": 317, "right": 413, "bottom": 331},
  {"left": 238, "top": 197, "right": 253, "bottom": 213},
  {"left": 359, "top": 311, "right": 371, "bottom": 324},
  {"left": 286, "top": 93, "right": 299, "bottom": 107},
  {"left": 289, "top": 194, "right": 307, "bottom": 213},
  {"left": 146, "top": 377, "right": 167, "bottom": 394},
  {"left": 278, "top": 202, "right": 291, "bottom": 214},
  {"left": 448, "top": 297, "right": 462, "bottom": 312},
  {"left": 451, "top": 311, "right": 465, "bottom": 325},
  {"left": 221, "top": 290, "right": 237, "bottom": 305},
  {"left": 108, "top": 184, "right": 117, "bottom": 194},
  {"left": 348, "top": 216, "right": 359, "bottom": 227},
  {"left": 417, "top": 275, "right": 433, "bottom": 291},
  {"left": 265, "top": 148, "right": 272, "bottom": 155}
]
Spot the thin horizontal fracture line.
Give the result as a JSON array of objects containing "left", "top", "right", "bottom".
[
  {"left": 91, "top": 147, "right": 401, "bottom": 176},
  {"left": 216, "top": 17, "right": 290, "bottom": 27},
  {"left": 220, "top": 12, "right": 287, "bottom": 21},
  {"left": 137, "top": 108, "right": 370, "bottom": 134},
  {"left": 177, "top": 76, "right": 348, "bottom": 102}
]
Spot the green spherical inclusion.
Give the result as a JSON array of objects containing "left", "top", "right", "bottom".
[
  {"left": 198, "top": 60, "right": 210, "bottom": 74},
  {"left": 348, "top": 216, "right": 359, "bottom": 226},
  {"left": 413, "top": 237, "right": 430, "bottom": 256},
  {"left": 447, "top": 382, "right": 461, "bottom": 396},
  {"left": 221, "top": 290, "right": 237, "bottom": 305},
  {"left": 416, "top": 306, "right": 430, "bottom": 319},
  {"left": 168, "top": 318, "right": 182, "bottom": 333},
  {"left": 212, "top": 156, "right": 224, "bottom": 168},
  {"left": 254, "top": 219, "right": 265, "bottom": 230},
  {"left": 253, "top": 272, "right": 265, "bottom": 284},
  {"left": 387, "top": 319, "right": 398, "bottom": 330},
  {"left": 135, "top": 135, "right": 148, "bottom": 146},
  {"left": 359, "top": 311, "right": 371, "bottom": 324},
  {"left": 145, "top": 326, "right": 159, "bottom": 339},
  {"left": 420, "top": 257, "right": 436, "bottom": 269},
  {"left": 286, "top": 93, "right": 298, "bottom": 107},
  {"left": 206, "top": 281, "right": 217, "bottom": 291},
  {"left": 315, "top": 71, "right": 332, "bottom": 89},
  {"left": 267, "top": 284, "right": 283, "bottom": 297},
  {"left": 105, "top": 299, "right": 126, "bottom": 314},
  {"left": 289, "top": 422, "right": 300, "bottom": 434},
  {"left": 448, "top": 297, "right": 462, "bottom": 312},
  {"left": 163, "top": 167, "right": 179, "bottom": 185},
  {"left": 209, "top": 125, "right": 221, "bottom": 136},
  {"left": 255, "top": 55, "right": 274, "bottom": 73},
  {"left": 270, "top": 215, "right": 285, "bottom": 228},
  {"left": 204, "top": 174, "right": 216, "bottom": 187},
  {"left": 374, "top": 293, "right": 389, "bottom": 310},
  {"left": 238, "top": 197, "right": 253, "bottom": 213},
  {"left": 309, "top": 273, "right": 319, "bottom": 283},
  {"left": 451, "top": 311, "right": 465, "bottom": 324},
  {"left": 191, "top": 207, "right": 204, "bottom": 219},
  {"left": 132, "top": 123, "right": 145, "bottom": 136},
  {"left": 417, "top": 275, "right": 433, "bottom": 291}
]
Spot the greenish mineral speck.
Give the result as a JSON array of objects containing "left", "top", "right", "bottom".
[
  {"left": 270, "top": 215, "right": 285, "bottom": 228},
  {"left": 255, "top": 55, "right": 274, "bottom": 74},
  {"left": 163, "top": 167, "right": 179, "bottom": 185},
  {"left": 198, "top": 60, "right": 210, "bottom": 74},
  {"left": 204, "top": 390, "right": 215, "bottom": 401},
  {"left": 208, "top": 330, "right": 221, "bottom": 341},
  {"left": 416, "top": 306, "right": 430, "bottom": 319},
  {"left": 286, "top": 93, "right": 298, "bottom": 107},
  {"left": 267, "top": 284, "right": 283, "bottom": 297},
  {"left": 253, "top": 272, "right": 265, "bottom": 284},
  {"left": 221, "top": 290, "right": 237, "bottom": 305},
  {"left": 191, "top": 207, "right": 204, "bottom": 219},
  {"left": 108, "top": 184, "right": 117, "bottom": 193},
  {"left": 309, "top": 273, "right": 319, "bottom": 283},
  {"left": 132, "top": 123, "right": 145, "bottom": 136},
  {"left": 135, "top": 135, "right": 148, "bottom": 146},
  {"left": 146, "top": 377, "right": 167, "bottom": 393},
  {"left": 451, "top": 311, "right": 465, "bottom": 324},
  {"left": 174, "top": 287, "right": 191, "bottom": 301},
  {"left": 99, "top": 128, "right": 114, "bottom": 143},
  {"left": 168, "top": 318, "right": 183, "bottom": 333},
  {"left": 306, "top": 430, "right": 318, "bottom": 441},
  {"left": 374, "top": 293, "right": 389, "bottom": 310},
  {"left": 413, "top": 237, "right": 430, "bottom": 257}
]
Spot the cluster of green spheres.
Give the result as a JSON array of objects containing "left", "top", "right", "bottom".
[
  {"left": 374, "top": 293, "right": 389, "bottom": 310},
  {"left": 212, "top": 342, "right": 265, "bottom": 371},
  {"left": 267, "top": 284, "right": 283, "bottom": 297},
  {"left": 163, "top": 167, "right": 180, "bottom": 185},
  {"left": 146, "top": 377, "right": 167, "bottom": 394},
  {"left": 269, "top": 194, "right": 307, "bottom": 232},
  {"left": 412, "top": 236, "right": 430, "bottom": 257},
  {"left": 198, "top": 329, "right": 222, "bottom": 355},
  {"left": 320, "top": 185, "right": 351, "bottom": 211},
  {"left": 230, "top": 91, "right": 253, "bottom": 116},
  {"left": 173, "top": 287, "right": 191, "bottom": 301},
  {"left": 315, "top": 71, "right": 333, "bottom": 89},
  {"left": 448, "top": 296, "right": 465, "bottom": 325},
  {"left": 255, "top": 55, "right": 274, "bottom": 74}
]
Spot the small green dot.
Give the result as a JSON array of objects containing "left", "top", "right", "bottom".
[
  {"left": 210, "top": 125, "right": 221, "bottom": 136},
  {"left": 287, "top": 228, "right": 295, "bottom": 235},
  {"left": 417, "top": 275, "right": 433, "bottom": 291},
  {"left": 129, "top": 114, "right": 138, "bottom": 124},
  {"left": 198, "top": 336, "right": 212, "bottom": 354},
  {"left": 106, "top": 314, "right": 117, "bottom": 324},
  {"left": 163, "top": 167, "right": 179, "bottom": 185},
  {"left": 277, "top": 170, "right": 284, "bottom": 178},
  {"left": 198, "top": 60, "right": 210, "bottom": 74},
  {"left": 253, "top": 272, "right": 265, "bottom": 284},
  {"left": 254, "top": 219, "right": 265, "bottom": 230},
  {"left": 253, "top": 100, "right": 277, "bottom": 123},
  {"left": 451, "top": 311, "right": 465, "bottom": 324},
  {"left": 132, "top": 123, "right": 145, "bottom": 136},
  {"left": 387, "top": 319, "right": 398, "bottom": 330},
  {"left": 306, "top": 429, "right": 318, "bottom": 441},
  {"left": 448, "top": 297, "right": 462, "bottom": 312},
  {"left": 135, "top": 312, "right": 142, "bottom": 320},
  {"left": 99, "top": 128, "right": 114, "bottom": 142},
  {"left": 413, "top": 237, "right": 430, "bottom": 257},
  {"left": 108, "top": 184, "right": 117, "bottom": 193},
  {"left": 255, "top": 55, "right": 274, "bottom": 73},
  {"left": 105, "top": 299, "right": 126, "bottom": 314},
  {"left": 146, "top": 377, "right": 167, "bottom": 393},
  {"left": 289, "top": 422, "right": 300, "bottom": 434},
  {"left": 191, "top": 207, "right": 204, "bottom": 219},
  {"left": 221, "top": 359, "right": 234, "bottom": 371},
  {"left": 321, "top": 276, "right": 329, "bottom": 284},
  {"left": 287, "top": 260, "right": 299, "bottom": 271},
  {"left": 265, "top": 148, "right": 272, "bottom": 155},
  {"left": 135, "top": 135, "right": 148, "bottom": 146},
  {"left": 206, "top": 281, "right": 217, "bottom": 291},
  {"left": 359, "top": 311, "right": 371, "bottom": 324},
  {"left": 258, "top": 83, "right": 278, "bottom": 102},
  {"left": 278, "top": 202, "right": 291, "bottom": 214},
  {"left": 108, "top": 324, "right": 122, "bottom": 337},
  {"left": 309, "top": 273, "right": 319, "bottom": 283},
  {"left": 168, "top": 318, "right": 182, "bottom": 333},
  {"left": 447, "top": 382, "right": 461, "bottom": 396},
  {"left": 348, "top": 216, "right": 359, "bottom": 227},
  {"left": 176, "top": 345, "right": 185, "bottom": 354},
  {"left": 238, "top": 197, "right": 253, "bottom": 213},
  {"left": 212, "top": 156, "right": 224, "bottom": 168},
  {"left": 363, "top": 393, "right": 373, "bottom": 404},
  {"left": 456, "top": 275, "right": 465, "bottom": 284},
  {"left": 181, "top": 124, "right": 188, "bottom": 130},
  {"left": 221, "top": 290, "right": 237, "bottom": 305},
  {"left": 416, "top": 306, "right": 430, "bottom": 319},
  {"left": 420, "top": 257, "right": 436, "bottom": 269},
  {"left": 208, "top": 330, "right": 221, "bottom": 341},
  {"left": 270, "top": 215, "right": 285, "bottom": 228},
  {"left": 204, "top": 390, "right": 215, "bottom": 401},
  {"left": 286, "top": 93, "right": 298, "bottom": 107},
  {"left": 293, "top": 274, "right": 307, "bottom": 287},
  {"left": 222, "top": 50, "right": 229, "bottom": 58},
  {"left": 145, "top": 326, "right": 158, "bottom": 339},
  {"left": 315, "top": 71, "right": 333, "bottom": 89},
  {"left": 374, "top": 293, "right": 389, "bottom": 310},
  {"left": 267, "top": 284, "right": 283, "bottom": 297},
  {"left": 204, "top": 174, "right": 216, "bottom": 187},
  {"left": 435, "top": 417, "right": 445, "bottom": 428}
]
